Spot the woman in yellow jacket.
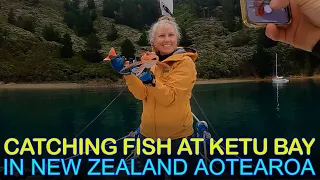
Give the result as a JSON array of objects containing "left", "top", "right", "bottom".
[{"left": 109, "top": 16, "right": 202, "bottom": 179}]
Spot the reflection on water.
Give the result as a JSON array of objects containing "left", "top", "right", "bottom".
[{"left": 272, "top": 82, "right": 288, "bottom": 114}]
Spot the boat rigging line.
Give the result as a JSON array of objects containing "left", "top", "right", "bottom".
[{"left": 68, "top": 86, "right": 127, "bottom": 143}]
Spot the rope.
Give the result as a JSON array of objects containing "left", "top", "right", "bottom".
[
  {"left": 192, "top": 112, "right": 200, "bottom": 122},
  {"left": 203, "top": 134, "right": 208, "bottom": 167}
]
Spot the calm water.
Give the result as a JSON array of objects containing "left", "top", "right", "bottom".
[{"left": 1, "top": 79, "right": 320, "bottom": 169}]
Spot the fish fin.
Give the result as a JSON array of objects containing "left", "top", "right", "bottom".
[{"left": 104, "top": 47, "right": 117, "bottom": 61}]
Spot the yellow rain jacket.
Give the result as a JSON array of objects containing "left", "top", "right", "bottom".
[{"left": 123, "top": 47, "right": 198, "bottom": 140}]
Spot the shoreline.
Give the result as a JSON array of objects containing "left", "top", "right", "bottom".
[{"left": 1, "top": 76, "right": 320, "bottom": 90}]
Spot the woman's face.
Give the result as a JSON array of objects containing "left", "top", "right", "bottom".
[{"left": 153, "top": 24, "right": 178, "bottom": 55}]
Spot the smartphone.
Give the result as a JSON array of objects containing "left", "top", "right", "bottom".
[{"left": 240, "top": 0, "right": 292, "bottom": 28}]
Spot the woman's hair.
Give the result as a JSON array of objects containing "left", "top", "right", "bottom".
[{"left": 148, "top": 16, "right": 181, "bottom": 46}]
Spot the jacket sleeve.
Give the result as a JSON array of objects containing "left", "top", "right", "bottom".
[
  {"left": 147, "top": 56, "right": 196, "bottom": 106},
  {"left": 123, "top": 74, "right": 147, "bottom": 100}
]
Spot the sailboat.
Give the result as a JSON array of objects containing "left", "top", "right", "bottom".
[{"left": 272, "top": 53, "right": 289, "bottom": 83}]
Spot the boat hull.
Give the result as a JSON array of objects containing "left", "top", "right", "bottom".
[{"left": 272, "top": 78, "right": 289, "bottom": 83}]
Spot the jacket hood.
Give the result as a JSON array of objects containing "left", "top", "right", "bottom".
[{"left": 157, "top": 47, "right": 198, "bottom": 63}]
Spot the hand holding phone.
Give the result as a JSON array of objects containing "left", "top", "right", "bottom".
[
  {"left": 241, "top": 0, "right": 292, "bottom": 28},
  {"left": 264, "top": 0, "right": 320, "bottom": 54}
]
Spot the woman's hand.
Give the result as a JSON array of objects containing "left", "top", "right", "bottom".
[
  {"left": 265, "top": 0, "right": 320, "bottom": 52},
  {"left": 132, "top": 67, "right": 155, "bottom": 86},
  {"left": 109, "top": 55, "right": 131, "bottom": 75}
]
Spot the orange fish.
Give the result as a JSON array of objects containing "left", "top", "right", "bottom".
[{"left": 121, "top": 51, "right": 170, "bottom": 76}]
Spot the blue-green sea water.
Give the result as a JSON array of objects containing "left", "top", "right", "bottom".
[{"left": 0, "top": 79, "right": 320, "bottom": 173}]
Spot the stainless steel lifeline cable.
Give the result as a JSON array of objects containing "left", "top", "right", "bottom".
[{"left": 49, "top": 86, "right": 128, "bottom": 166}]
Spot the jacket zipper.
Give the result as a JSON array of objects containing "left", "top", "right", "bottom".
[{"left": 154, "top": 66, "right": 158, "bottom": 139}]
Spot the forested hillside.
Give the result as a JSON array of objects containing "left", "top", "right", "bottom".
[{"left": 0, "top": 0, "right": 319, "bottom": 84}]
